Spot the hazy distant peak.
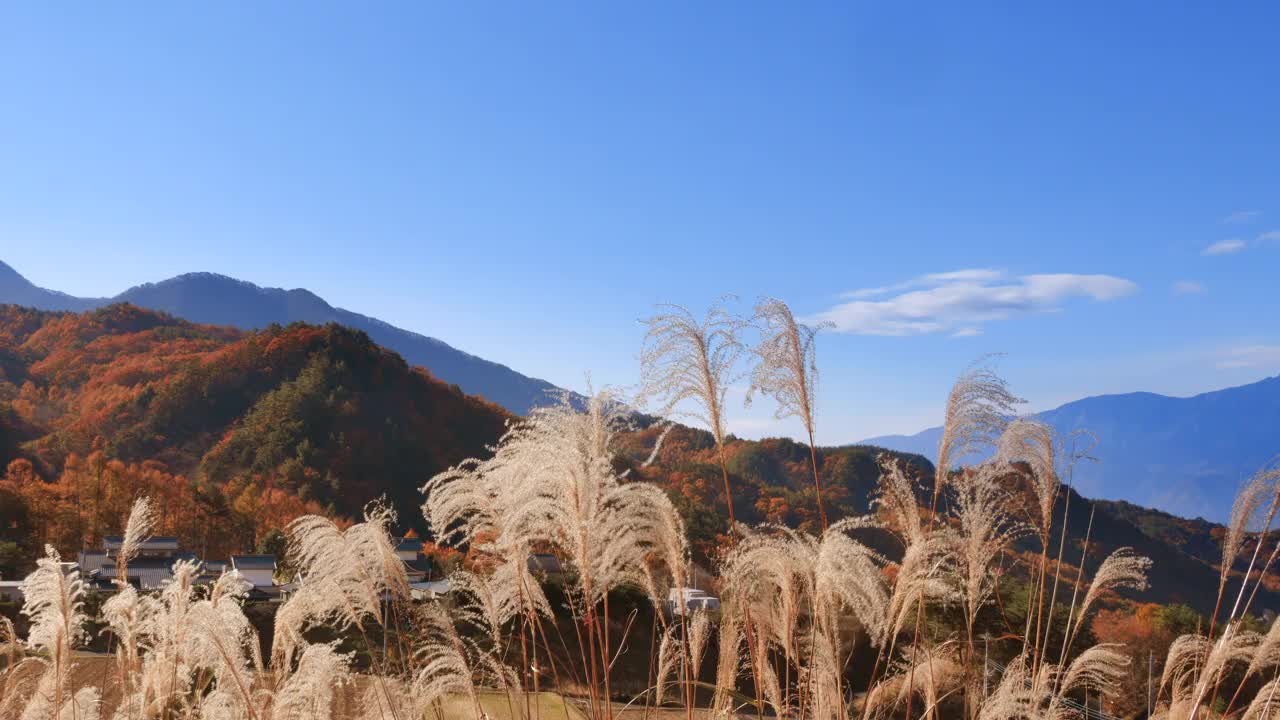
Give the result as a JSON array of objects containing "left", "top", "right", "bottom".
[
  {"left": 859, "top": 374, "right": 1280, "bottom": 522},
  {"left": 123, "top": 272, "right": 329, "bottom": 302}
]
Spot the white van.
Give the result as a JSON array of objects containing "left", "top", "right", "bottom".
[{"left": 666, "top": 587, "right": 721, "bottom": 615}]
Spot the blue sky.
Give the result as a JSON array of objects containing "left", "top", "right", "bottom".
[{"left": 2, "top": 3, "right": 1278, "bottom": 443}]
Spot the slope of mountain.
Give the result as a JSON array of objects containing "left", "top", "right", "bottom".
[
  {"left": 0, "top": 260, "right": 101, "bottom": 312},
  {"left": 1040, "top": 483, "right": 1253, "bottom": 614},
  {"left": 861, "top": 377, "right": 1280, "bottom": 522},
  {"left": 0, "top": 303, "right": 511, "bottom": 526},
  {"left": 1093, "top": 499, "right": 1225, "bottom": 568},
  {"left": 0, "top": 261, "right": 564, "bottom": 415}
]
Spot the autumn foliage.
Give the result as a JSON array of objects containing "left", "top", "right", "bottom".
[{"left": 0, "top": 303, "right": 510, "bottom": 573}]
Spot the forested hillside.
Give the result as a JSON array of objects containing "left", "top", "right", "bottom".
[{"left": 0, "top": 303, "right": 512, "bottom": 570}]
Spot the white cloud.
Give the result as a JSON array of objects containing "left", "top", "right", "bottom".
[
  {"left": 816, "top": 270, "right": 1137, "bottom": 336},
  {"left": 1222, "top": 210, "right": 1262, "bottom": 224},
  {"left": 1202, "top": 239, "right": 1247, "bottom": 256},
  {"left": 1216, "top": 345, "right": 1280, "bottom": 370},
  {"left": 923, "top": 269, "right": 1004, "bottom": 284},
  {"left": 839, "top": 268, "right": 1005, "bottom": 300},
  {"left": 1258, "top": 230, "right": 1280, "bottom": 244},
  {"left": 727, "top": 418, "right": 784, "bottom": 433},
  {"left": 841, "top": 281, "right": 916, "bottom": 300},
  {"left": 1173, "top": 280, "right": 1207, "bottom": 296}
]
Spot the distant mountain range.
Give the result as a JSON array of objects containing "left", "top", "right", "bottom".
[
  {"left": 861, "top": 376, "right": 1280, "bottom": 522},
  {"left": 0, "top": 260, "right": 565, "bottom": 415}
]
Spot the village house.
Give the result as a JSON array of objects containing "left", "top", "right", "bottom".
[
  {"left": 229, "top": 554, "right": 277, "bottom": 588},
  {"left": 230, "top": 554, "right": 284, "bottom": 600},
  {"left": 394, "top": 534, "right": 433, "bottom": 582},
  {"left": 78, "top": 536, "right": 201, "bottom": 591}
]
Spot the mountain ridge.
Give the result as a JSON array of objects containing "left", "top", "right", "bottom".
[
  {"left": 0, "top": 261, "right": 565, "bottom": 415},
  {"left": 861, "top": 374, "right": 1280, "bottom": 522}
]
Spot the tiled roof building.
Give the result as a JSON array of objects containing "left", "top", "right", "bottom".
[{"left": 78, "top": 547, "right": 202, "bottom": 591}]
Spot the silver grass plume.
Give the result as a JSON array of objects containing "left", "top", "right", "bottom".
[
  {"left": 447, "top": 569, "right": 541, "bottom": 683},
  {"left": 719, "top": 524, "right": 811, "bottom": 666},
  {"left": 815, "top": 516, "right": 892, "bottom": 644},
  {"left": 751, "top": 625, "right": 784, "bottom": 718},
  {"left": 1152, "top": 699, "right": 1198, "bottom": 720},
  {"left": 1056, "top": 644, "right": 1130, "bottom": 698},
  {"left": 688, "top": 609, "right": 713, "bottom": 681},
  {"left": 422, "top": 455, "right": 505, "bottom": 548},
  {"left": 273, "top": 502, "right": 409, "bottom": 667},
  {"left": 1075, "top": 548, "right": 1152, "bottom": 631},
  {"left": 1189, "top": 464, "right": 1280, "bottom": 720},
  {"left": 745, "top": 297, "right": 827, "bottom": 435},
  {"left": 424, "top": 451, "right": 555, "bottom": 625},
  {"left": 712, "top": 614, "right": 744, "bottom": 717},
  {"left": 720, "top": 520, "right": 888, "bottom": 718},
  {"left": 101, "top": 584, "right": 161, "bottom": 678},
  {"left": 1221, "top": 462, "right": 1280, "bottom": 632},
  {"left": 885, "top": 534, "right": 959, "bottom": 642},
  {"left": 867, "top": 644, "right": 963, "bottom": 719},
  {"left": 935, "top": 358, "right": 1022, "bottom": 482},
  {"left": 654, "top": 624, "right": 682, "bottom": 706},
  {"left": 411, "top": 601, "right": 489, "bottom": 719},
  {"left": 979, "top": 649, "right": 1126, "bottom": 720},
  {"left": 120, "top": 560, "right": 257, "bottom": 717},
  {"left": 180, "top": 600, "right": 260, "bottom": 720},
  {"left": 1056, "top": 547, "right": 1152, "bottom": 677},
  {"left": 995, "top": 418, "right": 1060, "bottom": 536},
  {"left": 268, "top": 642, "right": 352, "bottom": 720},
  {"left": 805, "top": 631, "right": 846, "bottom": 720},
  {"left": 20, "top": 546, "right": 87, "bottom": 662},
  {"left": 449, "top": 569, "right": 508, "bottom": 643},
  {"left": 746, "top": 298, "right": 832, "bottom": 525},
  {"left": 357, "top": 677, "right": 429, "bottom": 720},
  {"left": 116, "top": 496, "right": 157, "bottom": 588},
  {"left": 19, "top": 546, "right": 90, "bottom": 720},
  {"left": 1245, "top": 677, "right": 1280, "bottom": 720},
  {"left": 1185, "top": 625, "right": 1262, "bottom": 720},
  {"left": 873, "top": 456, "right": 926, "bottom": 547},
  {"left": 1153, "top": 629, "right": 1260, "bottom": 720},
  {"left": 1159, "top": 635, "right": 1211, "bottom": 706},
  {"left": 1221, "top": 471, "right": 1279, "bottom": 602},
  {"left": 20, "top": 684, "right": 100, "bottom": 720},
  {"left": 875, "top": 457, "right": 960, "bottom": 640},
  {"left": 978, "top": 654, "right": 1038, "bottom": 720},
  {"left": 0, "top": 616, "right": 26, "bottom": 718},
  {"left": 638, "top": 299, "right": 747, "bottom": 448},
  {"left": 1251, "top": 618, "right": 1280, "bottom": 677},
  {"left": 949, "top": 464, "right": 1030, "bottom": 638},
  {"left": 903, "top": 646, "right": 965, "bottom": 720},
  {"left": 478, "top": 390, "right": 688, "bottom": 610}
]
